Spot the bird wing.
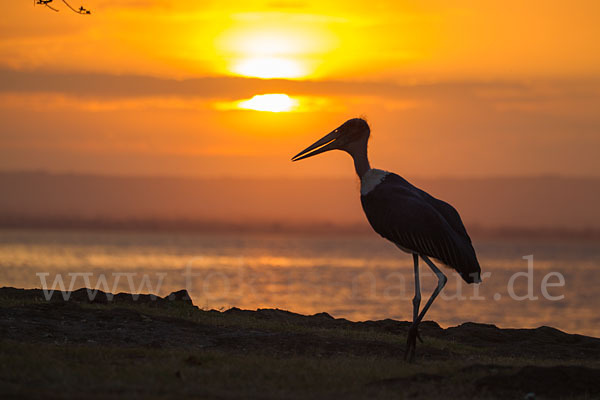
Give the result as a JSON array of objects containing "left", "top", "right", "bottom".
[
  {"left": 417, "top": 189, "right": 472, "bottom": 242},
  {"left": 361, "top": 173, "right": 480, "bottom": 283}
]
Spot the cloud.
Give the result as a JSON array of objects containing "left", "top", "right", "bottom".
[
  {"left": 1, "top": 68, "right": 599, "bottom": 117},
  {"left": 0, "top": 68, "right": 530, "bottom": 99},
  {"left": 1, "top": 68, "right": 599, "bottom": 178}
]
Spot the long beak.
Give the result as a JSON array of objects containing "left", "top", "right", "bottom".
[{"left": 291, "top": 129, "right": 341, "bottom": 161}]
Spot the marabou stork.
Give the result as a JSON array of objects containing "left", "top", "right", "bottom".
[{"left": 292, "top": 118, "right": 481, "bottom": 362}]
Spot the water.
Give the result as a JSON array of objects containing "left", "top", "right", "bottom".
[{"left": 1, "top": 228, "right": 598, "bottom": 337}]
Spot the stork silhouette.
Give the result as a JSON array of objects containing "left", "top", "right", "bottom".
[{"left": 292, "top": 118, "right": 482, "bottom": 361}]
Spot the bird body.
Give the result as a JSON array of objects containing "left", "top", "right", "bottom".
[
  {"left": 360, "top": 169, "right": 481, "bottom": 284},
  {"left": 292, "top": 118, "right": 482, "bottom": 361}
]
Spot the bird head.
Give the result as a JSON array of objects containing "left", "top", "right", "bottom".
[{"left": 291, "top": 118, "right": 370, "bottom": 161}]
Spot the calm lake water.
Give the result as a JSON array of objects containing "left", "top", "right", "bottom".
[{"left": 1, "top": 228, "right": 598, "bottom": 337}]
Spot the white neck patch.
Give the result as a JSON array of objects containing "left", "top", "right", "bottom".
[{"left": 360, "top": 168, "right": 389, "bottom": 195}]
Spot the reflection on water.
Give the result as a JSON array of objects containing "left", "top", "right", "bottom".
[{"left": 1, "top": 229, "right": 598, "bottom": 337}]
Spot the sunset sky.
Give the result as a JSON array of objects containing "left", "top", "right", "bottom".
[{"left": 1, "top": 1, "right": 599, "bottom": 178}]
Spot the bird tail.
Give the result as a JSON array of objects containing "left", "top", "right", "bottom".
[
  {"left": 460, "top": 270, "right": 482, "bottom": 284},
  {"left": 458, "top": 253, "right": 482, "bottom": 284},
  {"left": 455, "top": 240, "right": 482, "bottom": 284}
]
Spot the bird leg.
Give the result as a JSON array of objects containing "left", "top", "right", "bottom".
[
  {"left": 405, "top": 253, "right": 423, "bottom": 361},
  {"left": 411, "top": 253, "right": 421, "bottom": 322},
  {"left": 416, "top": 255, "right": 448, "bottom": 323},
  {"left": 411, "top": 254, "right": 424, "bottom": 343},
  {"left": 405, "top": 254, "right": 447, "bottom": 362}
]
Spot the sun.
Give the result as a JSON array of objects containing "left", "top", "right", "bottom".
[
  {"left": 237, "top": 94, "right": 298, "bottom": 112},
  {"left": 216, "top": 24, "right": 331, "bottom": 79},
  {"left": 232, "top": 57, "right": 305, "bottom": 79}
]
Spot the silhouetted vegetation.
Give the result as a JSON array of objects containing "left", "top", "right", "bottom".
[{"left": 35, "top": 0, "right": 90, "bottom": 14}]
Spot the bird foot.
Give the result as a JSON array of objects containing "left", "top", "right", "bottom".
[{"left": 404, "top": 325, "right": 422, "bottom": 362}]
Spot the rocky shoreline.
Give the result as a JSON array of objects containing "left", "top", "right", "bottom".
[{"left": 1, "top": 286, "right": 599, "bottom": 399}]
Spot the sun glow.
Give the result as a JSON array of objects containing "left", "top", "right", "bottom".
[
  {"left": 232, "top": 57, "right": 305, "bottom": 79},
  {"left": 216, "top": 21, "right": 337, "bottom": 79},
  {"left": 237, "top": 94, "right": 298, "bottom": 112}
]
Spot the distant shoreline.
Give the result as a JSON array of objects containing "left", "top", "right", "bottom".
[
  {"left": 2, "top": 171, "right": 599, "bottom": 237},
  {"left": 1, "top": 216, "right": 600, "bottom": 240}
]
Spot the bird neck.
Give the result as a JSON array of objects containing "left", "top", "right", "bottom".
[{"left": 351, "top": 147, "right": 371, "bottom": 178}]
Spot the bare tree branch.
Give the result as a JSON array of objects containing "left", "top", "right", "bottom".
[{"left": 35, "top": 0, "right": 91, "bottom": 14}]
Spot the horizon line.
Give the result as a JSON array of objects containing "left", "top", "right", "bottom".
[
  {"left": 2, "top": 168, "right": 600, "bottom": 181},
  {"left": 1, "top": 216, "right": 600, "bottom": 240}
]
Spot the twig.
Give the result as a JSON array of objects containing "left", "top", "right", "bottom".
[{"left": 35, "top": 0, "right": 91, "bottom": 14}]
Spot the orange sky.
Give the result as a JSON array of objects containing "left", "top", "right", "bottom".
[{"left": 1, "top": 1, "right": 599, "bottom": 178}]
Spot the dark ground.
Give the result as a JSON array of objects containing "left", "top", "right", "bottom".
[{"left": 1, "top": 287, "right": 599, "bottom": 399}]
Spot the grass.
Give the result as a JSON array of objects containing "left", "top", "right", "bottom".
[{"left": 0, "top": 340, "right": 493, "bottom": 399}]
